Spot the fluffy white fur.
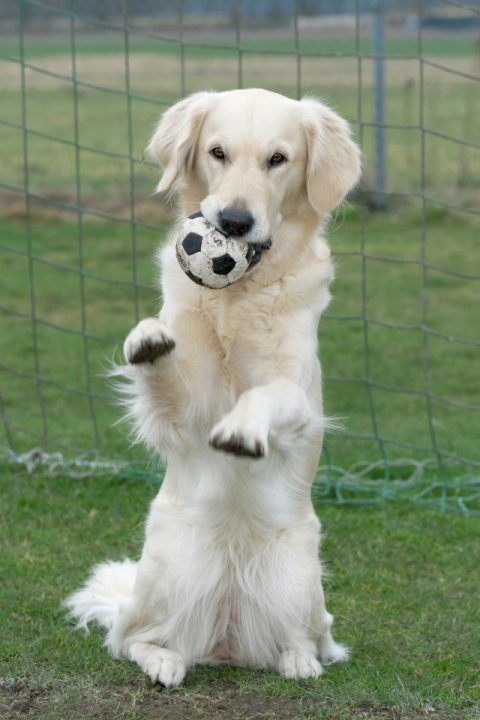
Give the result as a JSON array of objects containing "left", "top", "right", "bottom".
[{"left": 65, "top": 88, "right": 361, "bottom": 687}]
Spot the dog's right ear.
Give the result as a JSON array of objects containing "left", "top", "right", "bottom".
[{"left": 147, "top": 92, "right": 216, "bottom": 193}]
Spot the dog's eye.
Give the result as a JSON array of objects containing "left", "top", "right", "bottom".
[
  {"left": 270, "top": 152, "right": 286, "bottom": 166},
  {"left": 211, "top": 147, "right": 225, "bottom": 160}
]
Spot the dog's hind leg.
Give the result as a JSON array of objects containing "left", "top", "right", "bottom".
[
  {"left": 277, "top": 648, "right": 323, "bottom": 680},
  {"left": 311, "top": 580, "right": 349, "bottom": 666},
  {"left": 316, "top": 612, "right": 349, "bottom": 665},
  {"left": 275, "top": 586, "right": 348, "bottom": 679},
  {"left": 128, "top": 642, "right": 186, "bottom": 688}
]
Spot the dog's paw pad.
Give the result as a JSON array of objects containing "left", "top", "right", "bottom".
[
  {"left": 124, "top": 319, "right": 176, "bottom": 366},
  {"left": 209, "top": 432, "right": 265, "bottom": 458},
  {"left": 129, "top": 337, "right": 175, "bottom": 365},
  {"left": 277, "top": 650, "right": 322, "bottom": 680}
]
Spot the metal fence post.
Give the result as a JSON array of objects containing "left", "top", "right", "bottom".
[{"left": 373, "top": 0, "right": 386, "bottom": 209}]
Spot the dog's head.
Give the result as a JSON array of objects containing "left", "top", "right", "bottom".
[{"left": 148, "top": 89, "right": 360, "bottom": 247}]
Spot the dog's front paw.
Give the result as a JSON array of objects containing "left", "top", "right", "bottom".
[
  {"left": 209, "top": 412, "right": 267, "bottom": 459},
  {"left": 277, "top": 649, "right": 323, "bottom": 680},
  {"left": 124, "top": 318, "right": 176, "bottom": 365}
]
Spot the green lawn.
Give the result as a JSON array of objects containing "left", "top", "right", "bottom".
[
  {"left": 0, "top": 465, "right": 479, "bottom": 719},
  {"left": 1, "top": 35, "right": 479, "bottom": 60}
]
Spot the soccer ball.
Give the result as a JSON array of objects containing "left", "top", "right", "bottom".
[{"left": 175, "top": 212, "right": 255, "bottom": 290}]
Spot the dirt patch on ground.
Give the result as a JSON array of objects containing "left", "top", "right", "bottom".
[
  {"left": 1, "top": 680, "right": 301, "bottom": 719},
  {"left": 0, "top": 679, "right": 459, "bottom": 720},
  {"left": 0, "top": 682, "right": 49, "bottom": 718}
]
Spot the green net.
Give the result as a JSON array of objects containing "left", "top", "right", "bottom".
[{"left": 1, "top": 0, "right": 479, "bottom": 514}]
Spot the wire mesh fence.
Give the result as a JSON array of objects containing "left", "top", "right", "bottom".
[{"left": 0, "top": 0, "right": 479, "bottom": 513}]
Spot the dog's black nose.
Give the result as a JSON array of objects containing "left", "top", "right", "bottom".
[{"left": 219, "top": 208, "right": 254, "bottom": 237}]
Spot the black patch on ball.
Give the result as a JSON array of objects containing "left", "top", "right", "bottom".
[
  {"left": 188, "top": 211, "right": 203, "bottom": 219},
  {"left": 182, "top": 232, "right": 203, "bottom": 256},
  {"left": 186, "top": 270, "right": 204, "bottom": 286},
  {"left": 212, "top": 253, "right": 236, "bottom": 276}
]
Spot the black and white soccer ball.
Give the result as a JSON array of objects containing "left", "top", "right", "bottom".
[{"left": 175, "top": 212, "right": 255, "bottom": 290}]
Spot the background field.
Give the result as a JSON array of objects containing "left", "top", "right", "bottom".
[
  {"left": 1, "top": 34, "right": 480, "bottom": 219},
  {"left": 1, "top": 207, "right": 480, "bottom": 474},
  {"left": 1, "top": 26, "right": 479, "bottom": 503},
  {"left": 1, "top": 5, "right": 480, "bottom": 718}
]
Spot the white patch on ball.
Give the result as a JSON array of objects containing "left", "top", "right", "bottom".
[{"left": 175, "top": 212, "right": 254, "bottom": 290}]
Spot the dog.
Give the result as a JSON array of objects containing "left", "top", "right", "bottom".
[{"left": 65, "top": 88, "right": 361, "bottom": 688}]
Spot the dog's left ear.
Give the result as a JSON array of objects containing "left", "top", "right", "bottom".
[
  {"left": 301, "top": 98, "right": 361, "bottom": 214},
  {"left": 147, "top": 91, "right": 216, "bottom": 193}
]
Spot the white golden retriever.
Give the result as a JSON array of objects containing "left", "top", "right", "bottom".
[{"left": 65, "top": 88, "right": 361, "bottom": 687}]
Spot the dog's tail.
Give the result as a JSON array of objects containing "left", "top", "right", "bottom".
[{"left": 64, "top": 558, "right": 138, "bottom": 631}]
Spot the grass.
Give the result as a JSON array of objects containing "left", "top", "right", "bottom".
[
  {"left": 0, "top": 218, "right": 161, "bottom": 459},
  {"left": 320, "top": 206, "right": 480, "bottom": 477},
  {"left": 1, "top": 35, "right": 480, "bottom": 60},
  {"left": 0, "top": 465, "right": 479, "bottom": 719}
]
